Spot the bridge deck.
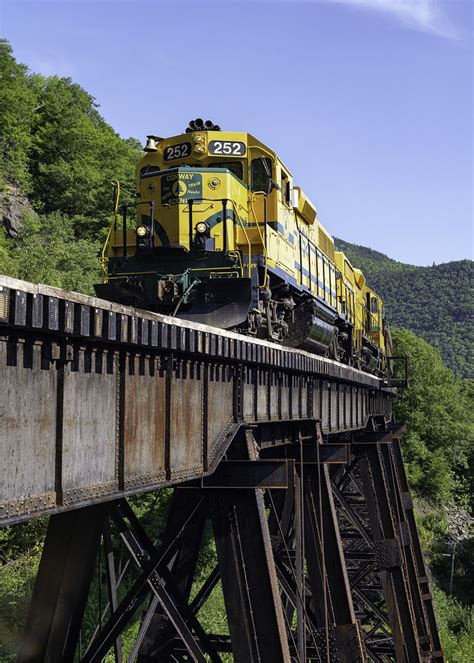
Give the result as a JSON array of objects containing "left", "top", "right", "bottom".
[{"left": 0, "top": 275, "right": 393, "bottom": 524}]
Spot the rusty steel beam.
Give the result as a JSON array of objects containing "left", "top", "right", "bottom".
[
  {"left": 80, "top": 497, "right": 210, "bottom": 663},
  {"left": 262, "top": 424, "right": 365, "bottom": 662},
  {"left": 17, "top": 503, "right": 110, "bottom": 663},
  {"left": 102, "top": 521, "right": 123, "bottom": 663},
  {"left": 332, "top": 430, "right": 445, "bottom": 663},
  {"left": 361, "top": 443, "right": 422, "bottom": 663},
  {"left": 136, "top": 489, "right": 209, "bottom": 661},
  {"left": 180, "top": 459, "right": 291, "bottom": 489},
  {"left": 303, "top": 462, "right": 365, "bottom": 661},
  {"left": 0, "top": 275, "right": 393, "bottom": 525},
  {"left": 1, "top": 277, "right": 443, "bottom": 662},
  {"left": 210, "top": 488, "right": 291, "bottom": 663},
  {"left": 390, "top": 435, "right": 444, "bottom": 661},
  {"left": 207, "top": 429, "right": 291, "bottom": 663}
]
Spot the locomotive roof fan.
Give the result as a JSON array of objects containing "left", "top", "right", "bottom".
[{"left": 185, "top": 118, "right": 221, "bottom": 133}]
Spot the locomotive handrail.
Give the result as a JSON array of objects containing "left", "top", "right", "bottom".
[
  {"left": 295, "top": 214, "right": 305, "bottom": 289},
  {"left": 230, "top": 200, "right": 252, "bottom": 277},
  {"left": 250, "top": 191, "right": 268, "bottom": 287},
  {"left": 228, "top": 250, "right": 244, "bottom": 278},
  {"left": 100, "top": 179, "right": 121, "bottom": 280},
  {"left": 295, "top": 216, "right": 330, "bottom": 299},
  {"left": 184, "top": 195, "right": 252, "bottom": 277}
]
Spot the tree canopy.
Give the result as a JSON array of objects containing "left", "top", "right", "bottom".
[
  {"left": 0, "top": 39, "right": 141, "bottom": 233},
  {"left": 0, "top": 40, "right": 37, "bottom": 191},
  {"left": 392, "top": 328, "right": 473, "bottom": 507},
  {"left": 0, "top": 38, "right": 142, "bottom": 291}
]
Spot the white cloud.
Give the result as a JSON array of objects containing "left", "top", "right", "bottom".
[{"left": 330, "top": 0, "right": 457, "bottom": 38}]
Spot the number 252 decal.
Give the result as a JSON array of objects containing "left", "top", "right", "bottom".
[
  {"left": 164, "top": 142, "right": 191, "bottom": 161},
  {"left": 208, "top": 141, "right": 246, "bottom": 156}
]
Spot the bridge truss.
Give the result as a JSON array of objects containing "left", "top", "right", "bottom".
[{"left": 0, "top": 276, "right": 443, "bottom": 662}]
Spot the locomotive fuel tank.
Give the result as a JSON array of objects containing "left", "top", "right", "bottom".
[{"left": 285, "top": 299, "right": 338, "bottom": 355}]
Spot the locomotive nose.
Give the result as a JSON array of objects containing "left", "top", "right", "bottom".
[{"left": 138, "top": 166, "right": 238, "bottom": 253}]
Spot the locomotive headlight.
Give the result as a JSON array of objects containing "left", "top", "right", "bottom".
[
  {"left": 136, "top": 225, "right": 148, "bottom": 237},
  {"left": 195, "top": 222, "right": 209, "bottom": 235},
  {"left": 193, "top": 133, "right": 205, "bottom": 143},
  {"left": 194, "top": 144, "right": 205, "bottom": 154}
]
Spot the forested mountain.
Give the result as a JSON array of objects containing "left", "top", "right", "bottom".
[{"left": 335, "top": 238, "right": 473, "bottom": 377}]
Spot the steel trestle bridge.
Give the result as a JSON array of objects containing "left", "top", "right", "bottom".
[{"left": 0, "top": 275, "right": 442, "bottom": 662}]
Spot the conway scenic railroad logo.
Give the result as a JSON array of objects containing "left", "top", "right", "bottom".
[
  {"left": 172, "top": 180, "right": 187, "bottom": 197},
  {"left": 161, "top": 171, "right": 202, "bottom": 205}
]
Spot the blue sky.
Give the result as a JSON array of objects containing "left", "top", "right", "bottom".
[{"left": 1, "top": 0, "right": 472, "bottom": 264}]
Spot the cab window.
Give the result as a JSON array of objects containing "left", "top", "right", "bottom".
[
  {"left": 211, "top": 161, "right": 244, "bottom": 181},
  {"left": 281, "top": 169, "right": 291, "bottom": 206},
  {"left": 251, "top": 157, "right": 273, "bottom": 193},
  {"left": 141, "top": 165, "right": 161, "bottom": 177}
]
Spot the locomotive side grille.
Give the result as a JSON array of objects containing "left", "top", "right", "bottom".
[{"left": 318, "top": 227, "right": 335, "bottom": 261}]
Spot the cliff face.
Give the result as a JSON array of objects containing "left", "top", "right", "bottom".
[{"left": 0, "top": 184, "right": 36, "bottom": 237}]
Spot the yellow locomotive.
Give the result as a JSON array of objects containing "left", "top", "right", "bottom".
[{"left": 96, "top": 118, "right": 390, "bottom": 375}]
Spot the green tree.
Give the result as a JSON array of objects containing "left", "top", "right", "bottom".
[
  {"left": 7, "top": 211, "right": 100, "bottom": 294},
  {"left": 0, "top": 39, "right": 141, "bottom": 240},
  {"left": 432, "top": 585, "right": 474, "bottom": 663},
  {"left": 0, "top": 231, "right": 19, "bottom": 275},
  {"left": 28, "top": 76, "right": 140, "bottom": 234},
  {"left": 392, "top": 328, "right": 473, "bottom": 505},
  {"left": 0, "top": 40, "right": 37, "bottom": 190},
  {"left": 0, "top": 519, "right": 46, "bottom": 661}
]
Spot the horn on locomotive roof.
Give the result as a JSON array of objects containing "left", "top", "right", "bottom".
[{"left": 186, "top": 118, "right": 221, "bottom": 132}]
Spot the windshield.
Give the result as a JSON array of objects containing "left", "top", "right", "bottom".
[{"left": 209, "top": 161, "right": 244, "bottom": 181}]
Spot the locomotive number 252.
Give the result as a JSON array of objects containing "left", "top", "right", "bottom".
[
  {"left": 164, "top": 143, "right": 191, "bottom": 161},
  {"left": 208, "top": 141, "right": 246, "bottom": 156}
]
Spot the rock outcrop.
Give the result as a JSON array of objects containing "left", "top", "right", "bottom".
[
  {"left": 446, "top": 504, "right": 473, "bottom": 543},
  {"left": 0, "top": 185, "right": 36, "bottom": 236}
]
